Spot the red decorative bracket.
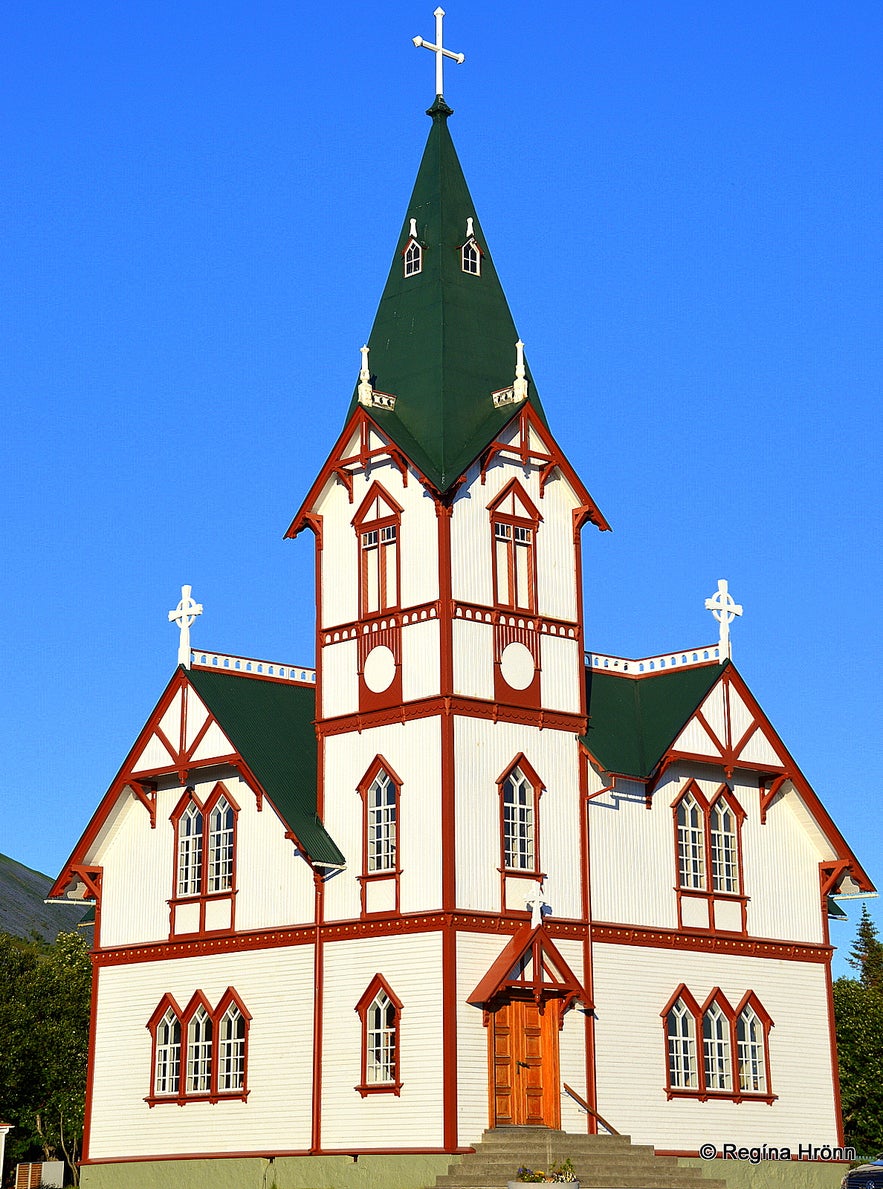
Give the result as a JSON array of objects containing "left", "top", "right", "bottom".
[
  {"left": 820, "top": 859, "right": 852, "bottom": 900},
  {"left": 131, "top": 780, "right": 158, "bottom": 829},
  {"left": 759, "top": 774, "right": 789, "bottom": 825}
]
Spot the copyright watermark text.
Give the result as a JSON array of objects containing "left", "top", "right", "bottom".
[{"left": 699, "top": 1142, "right": 856, "bottom": 1164}]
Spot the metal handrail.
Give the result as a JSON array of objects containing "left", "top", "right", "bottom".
[{"left": 562, "top": 1083, "right": 620, "bottom": 1135}]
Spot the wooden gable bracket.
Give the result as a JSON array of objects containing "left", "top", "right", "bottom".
[
  {"left": 468, "top": 924, "right": 591, "bottom": 1024},
  {"left": 130, "top": 780, "right": 158, "bottom": 828},
  {"left": 70, "top": 864, "right": 103, "bottom": 903},
  {"left": 759, "top": 774, "right": 790, "bottom": 825},
  {"left": 820, "top": 859, "right": 853, "bottom": 901}
]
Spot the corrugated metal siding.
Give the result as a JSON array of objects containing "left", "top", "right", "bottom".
[
  {"left": 452, "top": 619, "right": 494, "bottom": 699},
  {"left": 321, "top": 933, "right": 444, "bottom": 1148},
  {"left": 320, "top": 638, "right": 358, "bottom": 719},
  {"left": 322, "top": 719, "right": 442, "bottom": 921},
  {"left": 88, "top": 946, "right": 316, "bottom": 1159},
  {"left": 450, "top": 467, "right": 494, "bottom": 606},
  {"left": 591, "top": 943, "right": 838, "bottom": 1150},
  {"left": 554, "top": 938, "right": 591, "bottom": 1133},
  {"left": 540, "top": 634, "right": 581, "bottom": 713},
  {"left": 454, "top": 717, "right": 582, "bottom": 918},
  {"left": 316, "top": 478, "right": 358, "bottom": 630},
  {"left": 455, "top": 932, "right": 509, "bottom": 1144},
  {"left": 402, "top": 618, "right": 440, "bottom": 701},
  {"left": 535, "top": 477, "right": 579, "bottom": 623}
]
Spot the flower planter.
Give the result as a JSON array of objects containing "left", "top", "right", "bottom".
[{"left": 507, "top": 1182, "right": 580, "bottom": 1188}]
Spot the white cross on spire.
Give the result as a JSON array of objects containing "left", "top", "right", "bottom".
[
  {"left": 168, "top": 584, "right": 203, "bottom": 669},
  {"left": 705, "top": 578, "right": 743, "bottom": 662},
  {"left": 413, "top": 8, "right": 465, "bottom": 98}
]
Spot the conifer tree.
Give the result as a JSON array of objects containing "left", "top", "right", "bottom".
[{"left": 846, "top": 904, "right": 883, "bottom": 993}]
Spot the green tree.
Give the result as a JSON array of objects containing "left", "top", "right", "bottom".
[
  {"left": 847, "top": 904, "right": 883, "bottom": 993},
  {"left": 0, "top": 930, "right": 91, "bottom": 1186}
]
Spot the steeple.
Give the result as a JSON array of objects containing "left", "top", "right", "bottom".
[{"left": 348, "top": 101, "right": 547, "bottom": 493}]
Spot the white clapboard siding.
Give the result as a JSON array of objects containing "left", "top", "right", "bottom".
[
  {"left": 315, "top": 476, "right": 359, "bottom": 630},
  {"left": 88, "top": 946, "right": 316, "bottom": 1159},
  {"left": 322, "top": 718, "right": 443, "bottom": 921},
  {"left": 452, "top": 618, "right": 495, "bottom": 700},
  {"left": 555, "top": 937, "right": 592, "bottom": 1135},
  {"left": 455, "top": 932, "right": 505, "bottom": 1144},
  {"left": 591, "top": 943, "right": 838, "bottom": 1150},
  {"left": 450, "top": 463, "right": 495, "bottom": 607},
  {"left": 454, "top": 717, "right": 582, "bottom": 919},
  {"left": 320, "top": 638, "right": 359, "bottom": 719},
  {"left": 540, "top": 633, "right": 581, "bottom": 713},
  {"left": 320, "top": 933, "right": 444, "bottom": 1149},
  {"left": 534, "top": 475, "right": 580, "bottom": 624}
]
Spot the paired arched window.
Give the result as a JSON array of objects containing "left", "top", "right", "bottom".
[
  {"left": 673, "top": 783, "right": 745, "bottom": 896},
  {"left": 353, "top": 483, "right": 402, "bottom": 617},
  {"left": 172, "top": 785, "right": 239, "bottom": 901},
  {"left": 355, "top": 975, "right": 403, "bottom": 1096},
  {"left": 662, "top": 986, "right": 773, "bottom": 1101},
  {"left": 147, "top": 989, "right": 250, "bottom": 1105}
]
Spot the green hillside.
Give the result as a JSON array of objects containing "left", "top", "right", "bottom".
[{"left": 0, "top": 852, "right": 86, "bottom": 941}]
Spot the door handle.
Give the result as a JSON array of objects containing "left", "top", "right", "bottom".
[{"left": 516, "top": 1060, "right": 529, "bottom": 1069}]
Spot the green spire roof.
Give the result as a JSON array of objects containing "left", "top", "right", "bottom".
[{"left": 349, "top": 100, "right": 547, "bottom": 492}]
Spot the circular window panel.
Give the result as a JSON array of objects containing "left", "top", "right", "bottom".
[
  {"left": 499, "top": 641, "right": 535, "bottom": 690},
  {"left": 363, "top": 645, "right": 397, "bottom": 692}
]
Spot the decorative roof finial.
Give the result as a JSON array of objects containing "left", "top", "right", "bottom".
[
  {"left": 513, "top": 340, "right": 528, "bottom": 403},
  {"left": 168, "top": 585, "right": 203, "bottom": 669},
  {"left": 413, "top": 7, "right": 464, "bottom": 99},
  {"left": 705, "top": 578, "right": 743, "bottom": 662},
  {"left": 358, "top": 344, "right": 373, "bottom": 406}
]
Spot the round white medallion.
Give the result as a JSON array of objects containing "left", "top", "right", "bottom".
[
  {"left": 363, "top": 645, "right": 397, "bottom": 693},
  {"left": 500, "top": 642, "right": 535, "bottom": 690}
]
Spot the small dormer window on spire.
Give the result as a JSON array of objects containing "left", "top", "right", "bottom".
[
  {"left": 461, "top": 216, "right": 481, "bottom": 275},
  {"left": 403, "top": 218, "right": 422, "bottom": 277}
]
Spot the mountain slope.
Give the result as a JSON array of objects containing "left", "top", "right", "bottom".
[{"left": 0, "top": 852, "right": 86, "bottom": 941}]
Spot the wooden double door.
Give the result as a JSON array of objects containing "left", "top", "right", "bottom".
[{"left": 491, "top": 997, "right": 560, "bottom": 1128}]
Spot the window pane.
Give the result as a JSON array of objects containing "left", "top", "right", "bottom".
[
  {"left": 368, "top": 771, "right": 397, "bottom": 872},
  {"left": 711, "top": 801, "right": 739, "bottom": 893},
  {"left": 677, "top": 795, "right": 705, "bottom": 889},
  {"left": 702, "top": 1003, "right": 732, "bottom": 1091},
  {"left": 154, "top": 1008, "right": 181, "bottom": 1095},
  {"left": 207, "top": 796, "right": 234, "bottom": 893},
  {"left": 737, "top": 1007, "right": 766, "bottom": 1092},
  {"left": 186, "top": 1006, "right": 213, "bottom": 1093},
  {"left": 177, "top": 805, "right": 203, "bottom": 897},
  {"left": 666, "top": 1000, "right": 697, "bottom": 1089},
  {"left": 495, "top": 534, "right": 511, "bottom": 606},
  {"left": 366, "top": 990, "right": 396, "bottom": 1083},
  {"left": 503, "top": 769, "right": 534, "bottom": 870},
  {"left": 218, "top": 1005, "right": 246, "bottom": 1092}
]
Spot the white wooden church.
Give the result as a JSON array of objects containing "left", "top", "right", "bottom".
[{"left": 52, "top": 17, "right": 873, "bottom": 1189}]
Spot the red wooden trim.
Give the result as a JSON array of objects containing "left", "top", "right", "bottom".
[
  {"left": 130, "top": 781, "right": 157, "bottom": 828},
  {"left": 351, "top": 480, "right": 404, "bottom": 526},
  {"left": 590, "top": 922, "right": 831, "bottom": 962},
  {"left": 81, "top": 951, "right": 101, "bottom": 1161},
  {"left": 316, "top": 694, "right": 586, "bottom": 738},
  {"left": 311, "top": 872, "right": 323, "bottom": 1152}
]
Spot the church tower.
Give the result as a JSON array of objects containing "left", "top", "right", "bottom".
[{"left": 288, "top": 51, "right": 608, "bottom": 1148}]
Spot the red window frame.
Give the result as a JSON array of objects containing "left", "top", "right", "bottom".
[
  {"left": 497, "top": 754, "right": 544, "bottom": 878},
  {"left": 146, "top": 987, "right": 251, "bottom": 1106},
  {"left": 352, "top": 482, "right": 403, "bottom": 619},
  {"left": 169, "top": 783, "right": 240, "bottom": 934},
  {"left": 354, "top": 973, "right": 403, "bottom": 1096},
  {"left": 356, "top": 756, "right": 403, "bottom": 916},
  {"left": 671, "top": 781, "right": 747, "bottom": 931},
  {"left": 661, "top": 984, "right": 775, "bottom": 1103},
  {"left": 488, "top": 479, "right": 541, "bottom": 613}
]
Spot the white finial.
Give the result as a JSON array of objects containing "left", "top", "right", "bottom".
[
  {"left": 409, "top": 217, "right": 418, "bottom": 239},
  {"left": 513, "top": 340, "right": 528, "bottom": 403},
  {"left": 168, "top": 585, "right": 203, "bottom": 669},
  {"left": 413, "top": 7, "right": 465, "bottom": 98},
  {"left": 525, "top": 878, "right": 551, "bottom": 930},
  {"left": 358, "top": 344, "right": 373, "bottom": 406},
  {"left": 705, "top": 579, "right": 743, "bottom": 661},
  {"left": 466, "top": 216, "right": 474, "bottom": 238}
]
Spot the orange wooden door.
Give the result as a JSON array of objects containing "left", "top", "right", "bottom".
[{"left": 491, "top": 998, "right": 560, "bottom": 1127}]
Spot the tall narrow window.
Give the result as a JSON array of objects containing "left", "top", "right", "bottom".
[
  {"left": 153, "top": 1005, "right": 181, "bottom": 1096},
  {"left": 666, "top": 997, "right": 698, "bottom": 1090},
  {"left": 353, "top": 484, "right": 403, "bottom": 618},
  {"left": 208, "top": 795, "right": 235, "bottom": 893},
  {"left": 702, "top": 999, "right": 732, "bottom": 1092},
  {"left": 367, "top": 769, "right": 397, "bottom": 873},
  {"left": 462, "top": 238, "right": 481, "bottom": 274},
  {"left": 403, "top": 238, "right": 422, "bottom": 276},
  {"left": 676, "top": 791, "right": 705, "bottom": 890},
  {"left": 355, "top": 975, "right": 403, "bottom": 1095},
  {"left": 177, "top": 802, "right": 203, "bottom": 897},
  {"left": 497, "top": 757, "right": 543, "bottom": 877},
  {"left": 710, "top": 798, "right": 739, "bottom": 893},
  {"left": 489, "top": 481, "right": 541, "bottom": 613},
  {"left": 736, "top": 1002, "right": 767, "bottom": 1093},
  {"left": 217, "top": 1003, "right": 246, "bottom": 1093},
  {"left": 186, "top": 1004, "right": 213, "bottom": 1094}
]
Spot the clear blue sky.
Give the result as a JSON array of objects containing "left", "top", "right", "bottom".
[{"left": 1, "top": 1, "right": 880, "bottom": 976}]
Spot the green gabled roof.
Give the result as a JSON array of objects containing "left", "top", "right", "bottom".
[
  {"left": 582, "top": 662, "right": 726, "bottom": 780},
  {"left": 186, "top": 667, "right": 344, "bottom": 868},
  {"left": 348, "top": 99, "right": 547, "bottom": 492}
]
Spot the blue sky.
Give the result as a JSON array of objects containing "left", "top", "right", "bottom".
[{"left": 1, "top": 1, "right": 880, "bottom": 975}]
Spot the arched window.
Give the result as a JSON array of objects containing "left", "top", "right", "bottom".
[
  {"left": 710, "top": 796, "right": 740, "bottom": 894},
  {"left": 186, "top": 1002, "right": 213, "bottom": 1094},
  {"left": 676, "top": 790, "right": 706, "bottom": 890},
  {"left": 217, "top": 1002, "right": 247, "bottom": 1093},
  {"left": 355, "top": 975, "right": 403, "bottom": 1095},
  {"left": 462, "top": 237, "right": 481, "bottom": 275},
  {"left": 367, "top": 768, "right": 397, "bottom": 873},
  {"left": 177, "top": 802, "right": 203, "bottom": 897},
  {"left": 403, "top": 238, "right": 422, "bottom": 277},
  {"left": 736, "top": 996, "right": 772, "bottom": 1094},
  {"left": 665, "top": 995, "right": 698, "bottom": 1090},
  {"left": 208, "top": 795, "right": 235, "bottom": 893},
  {"left": 702, "top": 997, "right": 733, "bottom": 1092},
  {"left": 150, "top": 1001, "right": 182, "bottom": 1097},
  {"left": 497, "top": 756, "right": 543, "bottom": 875}
]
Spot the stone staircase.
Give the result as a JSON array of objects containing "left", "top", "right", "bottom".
[{"left": 431, "top": 1127, "right": 727, "bottom": 1189}]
